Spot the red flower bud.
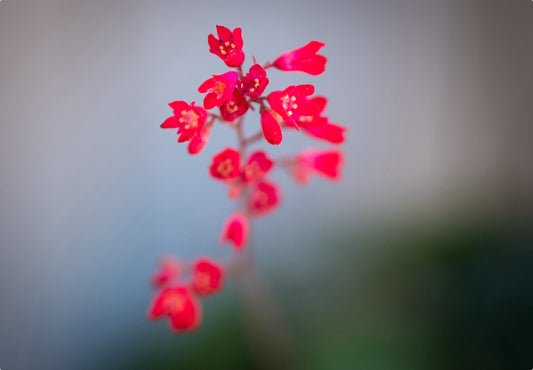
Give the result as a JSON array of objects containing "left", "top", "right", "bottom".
[
  {"left": 260, "top": 109, "right": 283, "bottom": 145},
  {"left": 219, "top": 213, "right": 249, "bottom": 250},
  {"left": 187, "top": 126, "right": 211, "bottom": 155}
]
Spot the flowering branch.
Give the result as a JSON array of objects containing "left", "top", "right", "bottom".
[{"left": 149, "top": 25, "right": 346, "bottom": 334}]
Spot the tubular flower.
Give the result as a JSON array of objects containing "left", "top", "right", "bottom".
[
  {"left": 187, "top": 125, "right": 211, "bottom": 155},
  {"left": 161, "top": 101, "right": 208, "bottom": 143},
  {"left": 242, "top": 151, "right": 273, "bottom": 183},
  {"left": 305, "top": 121, "right": 347, "bottom": 144},
  {"left": 219, "top": 213, "right": 249, "bottom": 250},
  {"left": 151, "top": 256, "right": 183, "bottom": 288},
  {"left": 272, "top": 41, "right": 327, "bottom": 75},
  {"left": 268, "top": 85, "right": 318, "bottom": 129},
  {"left": 198, "top": 71, "right": 239, "bottom": 110},
  {"left": 260, "top": 109, "right": 283, "bottom": 145},
  {"left": 147, "top": 286, "right": 202, "bottom": 333},
  {"left": 209, "top": 148, "right": 241, "bottom": 180},
  {"left": 192, "top": 258, "right": 224, "bottom": 296},
  {"left": 248, "top": 180, "right": 280, "bottom": 216},
  {"left": 238, "top": 64, "right": 269, "bottom": 99},
  {"left": 290, "top": 149, "right": 344, "bottom": 184},
  {"left": 294, "top": 95, "right": 346, "bottom": 143},
  {"left": 208, "top": 25, "right": 244, "bottom": 67},
  {"left": 219, "top": 89, "right": 249, "bottom": 122}
]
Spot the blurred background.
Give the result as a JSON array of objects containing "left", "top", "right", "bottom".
[{"left": 1, "top": 0, "right": 532, "bottom": 369}]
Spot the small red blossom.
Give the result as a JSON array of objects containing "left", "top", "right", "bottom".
[
  {"left": 161, "top": 101, "right": 208, "bottom": 143},
  {"left": 260, "top": 109, "right": 283, "bottom": 145},
  {"left": 147, "top": 286, "right": 202, "bottom": 333},
  {"left": 238, "top": 64, "right": 269, "bottom": 99},
  {"left": 192, "top": 258, "right": 224, "bottom": 296},
  {"left": 151, "top": 256, "right": 183, "bottom": 288},
  {"left": 290, "top": 149, "right": 343, "bottom": 184},
  {"left": 305, "top": 121, "right": 347, "bottom": 144},
  {"left": 208, "top": 25, "right": 244, "bottom": 67},
  {"left": 209, "top": 148, "right": 241, "bottom": 180},
  {"left": 272, "top": 41, "right": 327, "bottom": 76},
  {"left": 268, "top": 85, "right": 318, "bottom": 129},
  {"left": 220, "top": 89, "right": 249, "bottom": 122},
  {"left": 248, "top": 180, "right": 280, "bottom": 216},
  {"left": 198, "top": 71, "right": 239, "bottom": 110},
  {"left": 220, "top": 213, "right": 249, "bottom": 250},
  {"left": 242, "top": 151, "right": 273, "bottom": 183},
  {"left": 187, "top": 125, "right": 211, "bottom": 155}
]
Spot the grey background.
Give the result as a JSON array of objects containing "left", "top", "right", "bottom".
[{"left": 0, "top": 0, "right": 532, "bottom": 369}]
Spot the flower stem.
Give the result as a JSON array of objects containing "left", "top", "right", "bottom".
[{"left": 228, "top": 113, "right": 299, "bottom": 369}]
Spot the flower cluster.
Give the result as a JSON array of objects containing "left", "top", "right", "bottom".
[
  {"left": 151, "top": 25, "right": 346, "bottom": 333},
  {"left": 148, "top": 256, "right": 223, "bottom": 332}
]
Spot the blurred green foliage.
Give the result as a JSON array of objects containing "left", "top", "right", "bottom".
[{"left": 117, "top": 211, "right": 533, "bottom": 370}]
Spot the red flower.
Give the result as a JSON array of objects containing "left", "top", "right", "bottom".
[
  {"left": 187, "top": 125, "right": 211, "bottom": 155},
  {"left": 260, "top": 109, "right": 283, "bottom": 145},
  {"left": 161, "top": 101, "right": 208, "bottom": 143},
  {"left": 147, "top": 286, "right": 202, "bottom": 333},
  {"left": 238, "top": 64, "right": 269, "bottom": 99},
  {"left": 248, "top": 180, "right": 280, "bottom": 216},
  {"left": 290, "top": 149, "right": 344, "bottom": 184},
  {"left": 291, "top": 95, "right": 346, "bottom": 143},
  {"left": 272, "top": 41, "right": 327, "bottom": 75},
  {"left": 242, "top": 151, "right": 273, "bottom": 183},
  {"left": 209, "top": 148, "right": 241, "bottom": 180},
  {"left": 220, "top": 213, "right": 249, "bottom": 250},
  {"left": 192, "top": 258, "right": 224, "bottom": 296},
  {"left": 208, "top": 25, "right": 244, "bottom": 67},
  {"left": 268, "top": 85, "right": 318, "bottom": 129},
  {"left": 295, "top": 96, "right": 328, "bottom": 129},
  {"left": 305, "top": 121, "right": 347, "bottom": 144},
  {"left": 198, "top": 71, "right": 239, "bottom": 110},
  {"left": 151, "top": 256, "right": 183, "bottom": 288},
  {"left": 219, "top": 89, "right": 249, "bottom": 122}
]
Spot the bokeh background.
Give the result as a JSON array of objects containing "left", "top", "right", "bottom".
[{"left": 1, "top": 0, "right": 532, "bottom": 369}]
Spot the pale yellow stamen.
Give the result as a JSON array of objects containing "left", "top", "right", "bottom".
[{"left": 217, "top": 159, "right": 234, "bottom": 177}]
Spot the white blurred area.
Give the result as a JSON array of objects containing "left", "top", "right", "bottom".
[{"left": 0, "top": 0, "right": 532, "bottom": 369}]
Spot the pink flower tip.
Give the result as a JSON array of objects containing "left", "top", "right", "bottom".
[{"left": 273, "top": 41, "right": 327, "bottom": 75}]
